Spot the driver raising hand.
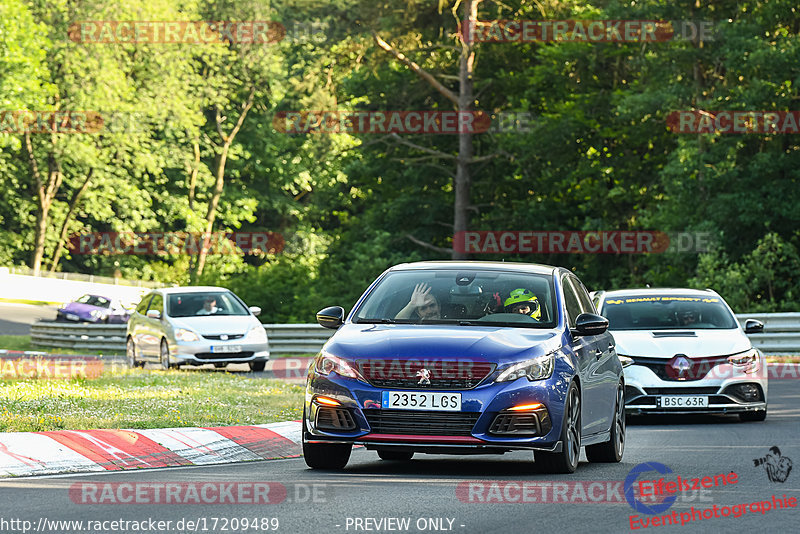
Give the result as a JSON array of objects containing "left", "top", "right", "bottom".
[{"left": 396, "top": 283, "right": 441, "bottom": 320}]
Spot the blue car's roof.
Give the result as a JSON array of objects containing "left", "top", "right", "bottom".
[{"left": 388, "top": 261, "right": 559, "bottom": 276}]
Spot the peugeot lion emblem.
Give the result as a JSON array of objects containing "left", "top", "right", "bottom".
[
  {"left": 416, "top": 368, "right": 431, "bottom": 386},
  {"left": 671, "top": 355, "right": 692, "bottom": 378}
]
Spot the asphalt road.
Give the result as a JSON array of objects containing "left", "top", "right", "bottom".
[
  {"left": 1, "top": 382, "right": 798, "bottom": 534},
  {"left": 0, "top": 302, "right": 57, "bottom": 335}
]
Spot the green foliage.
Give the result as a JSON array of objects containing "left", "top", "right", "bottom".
[{"left": 1, "top": 0, "right": 799, "bottom": 317}]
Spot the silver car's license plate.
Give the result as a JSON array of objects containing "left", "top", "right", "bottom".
[
  {"left": 211, "top": 345, "right": 242, "bottom": 354},
  {"left": 659, "top": 396, "right": 708, "bottom": 408},
  {"left": 381, "top": 391, "right": 461, "bottom": 411}
]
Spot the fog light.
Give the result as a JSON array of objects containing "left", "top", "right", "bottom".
[{"left": 726, "top": 383, "right": 762, "bottom": 402}]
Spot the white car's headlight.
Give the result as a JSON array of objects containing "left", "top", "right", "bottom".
[
  {"left": 245, "top": 326, "right": 268, "bottom": 343},
  {"left": 175, "top": 328, "right": 199, "bottom": 342},
  {"left": 617, "top": 354, "right": 634, "bottom": 368},
  {"left": 728, "top": 349, "right": 759, "bottom": 371},
  {"left": 314, "top": 351, "right": 365, "bottom": 381},
  {"left": 496, "top": 352, "right": 555, "bottom": 382}
]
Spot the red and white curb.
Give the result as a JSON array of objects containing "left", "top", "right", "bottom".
[{"left": 0, "top": 421, "right": 302, "bottom": 478}]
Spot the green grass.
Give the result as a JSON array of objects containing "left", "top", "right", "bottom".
[
  {"left": 0, "top": 335, "right": 125, "bottom": 356},
  {"left": 0, "top": 368, "right": 304, "bottom": 432},
  {"left": 0, "top": 297, "right": 60, "bottom": 306}
]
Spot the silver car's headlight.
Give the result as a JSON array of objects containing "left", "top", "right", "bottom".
[
  {"left": 175, "top": 328, "right": 200, "bottom": 342},
  {"left": 728, "top": 349, "right": 759, "bottom": 371},
  {"left": 245, "top": 326, "right": 268, "bottom": 343},
  {"left": 496, "top": 352, "right": 555, "bottom": 382}
]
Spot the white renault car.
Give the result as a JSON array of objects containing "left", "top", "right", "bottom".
[{"left": 594, "top": 288, "right": 767, "bottom": 421}]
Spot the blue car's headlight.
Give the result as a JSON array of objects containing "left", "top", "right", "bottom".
[
  {"left": 496, "top": 352, "right": 555, "bottom": 382},
  {"left": 314, "top": 351, "right": 366, "bottom": 382}
]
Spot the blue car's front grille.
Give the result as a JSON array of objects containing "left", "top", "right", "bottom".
[
  {"left": 363, "top": 410, "right": 480, "bottom": 436},
  {"left": 357, "top": 359, "right": 495, "bottom": 390}
]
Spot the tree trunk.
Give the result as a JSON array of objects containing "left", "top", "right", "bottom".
[
  {"left": 25, "top": 133, "right": 63, "bottom": 276},
  {"left": 188, "top": 138, "right": 200, "bottom": 209},
  {"left": 49, "top": 169, "right": 93, "bottom": 273},
  {"left": 193, "top": 88, "right": 256, "bottom": 279},
  {"left": 452, "top": 0, "right": 477, "bottom": 260},
  {"left": 194, "top": 146, "right": 230, "bottom": 277}
]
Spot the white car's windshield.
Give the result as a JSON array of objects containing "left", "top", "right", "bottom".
[
  {"left": 601, "top": 294, "right": 738, "bottom": 330},
  {"left": 353, "top": 269, "right": 557, "bottom": 328}
]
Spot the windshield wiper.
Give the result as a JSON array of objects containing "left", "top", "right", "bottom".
[{"left": 356, "top": 318, "right": 396, "bottom": 324}]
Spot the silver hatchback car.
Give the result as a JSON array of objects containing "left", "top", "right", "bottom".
[{"left": 126, "top": 286, "right": 270, "bottom": 371}]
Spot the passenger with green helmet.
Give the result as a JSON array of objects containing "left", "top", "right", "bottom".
[{"left": 504, "top": 288, "right": 541, "bottom": 320}]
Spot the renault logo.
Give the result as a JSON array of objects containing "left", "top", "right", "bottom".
[{"left": 669, "top": 355, "right": 692, "bottom": 379}]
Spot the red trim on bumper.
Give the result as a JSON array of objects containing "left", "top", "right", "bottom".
[{"left": 356, "top": 434, "right": 485, "bottom": 444}]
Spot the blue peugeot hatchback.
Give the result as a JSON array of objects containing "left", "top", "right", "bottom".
[{"left": 303, "top": 262, "right": 625, "bottom": 473}]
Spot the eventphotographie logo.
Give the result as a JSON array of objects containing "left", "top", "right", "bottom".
[{"left": 753, "top": 446, "right": 793, "bottom": 483}]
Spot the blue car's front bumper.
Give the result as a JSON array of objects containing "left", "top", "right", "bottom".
[{"left": 304, "top": 361, "right": 573, "bottom": 453}]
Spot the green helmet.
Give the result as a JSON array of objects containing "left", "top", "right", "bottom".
[{"left": 504, "top": 288, "right": 541, "bottom": 319}]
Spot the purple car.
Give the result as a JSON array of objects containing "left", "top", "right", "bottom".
[{"left": 56, "top": 294, "right": 134, "bottom": 324}]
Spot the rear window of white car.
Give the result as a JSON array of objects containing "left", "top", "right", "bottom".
[{"left": 601, "top": 295, "right": 738, "bottom": 330}]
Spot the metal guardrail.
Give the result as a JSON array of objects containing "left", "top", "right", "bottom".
[
  {"left": 30, "top": 322, "right": 334, "bottom": 354},
  {"left": 2, "top": 266, "right": 164, "bottom": 288},
  {"left": 30, "top": 313, "right": 800, "bottom": 355},
  {"left": 736, "top": 312, "right": 800, "bottom": 354}
]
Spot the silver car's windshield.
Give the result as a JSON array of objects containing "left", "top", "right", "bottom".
[
  {"left": 601, "top": 294, "right": 738, "bottom": 330},
  {"left": 167, "top": 292, "right": 249, "bottom": 318},
  {"left": 353, "top": 269, "right": 557, "bottom": 328}
]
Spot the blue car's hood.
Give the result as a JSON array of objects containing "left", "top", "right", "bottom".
[{"left": 325, "top": 323, "right": 562, "bottom": 365}]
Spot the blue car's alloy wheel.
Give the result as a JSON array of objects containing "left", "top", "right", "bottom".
[
  {"left": 586, "top": 382, "right": 625, "bottom": 462},
  {"left": 302, "top": 411, "right": 352, "bottom": 470},
  {"left": 535, "top": 382, "right": 581, "bottom": 473}
]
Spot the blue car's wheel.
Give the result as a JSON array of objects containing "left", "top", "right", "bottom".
[
  {"left": 535, "top": 382, "right": 580, "bottom": 473},
  {"left": 586, "top": 382, "right": 625, "bottom": 462},
  {"left": 302, "top": 410, "right": 352, "bottom": 470}
]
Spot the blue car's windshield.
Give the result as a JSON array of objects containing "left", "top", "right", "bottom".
[
  {"left": 601, "top": 294, "right": 738, "bottom": 330},
  {"left": 353, "top": 269, "right": 557, "bottom": 328}
]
